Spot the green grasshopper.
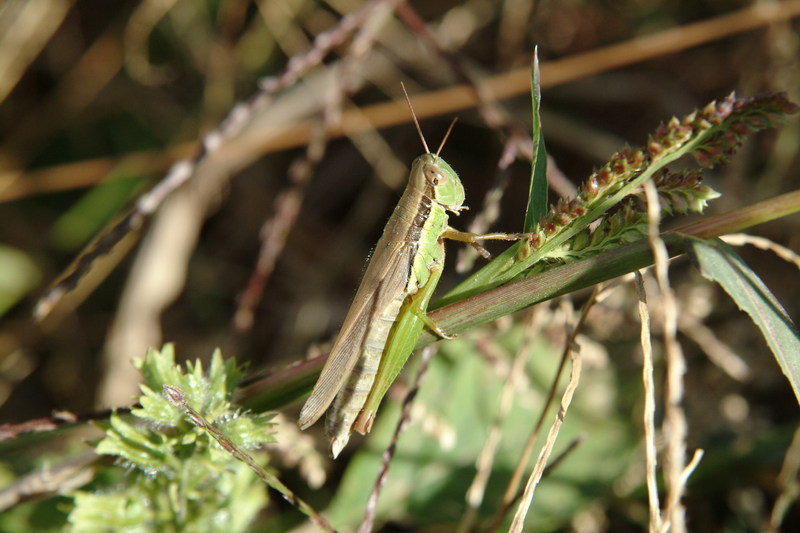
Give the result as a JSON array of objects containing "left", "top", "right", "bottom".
[{"left": 298, "top": 88, "right": 522, "bottom": 457}]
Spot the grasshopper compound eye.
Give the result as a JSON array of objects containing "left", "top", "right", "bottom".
[{"left": 424, "top": 164, "right": 447, "bottom": 186}]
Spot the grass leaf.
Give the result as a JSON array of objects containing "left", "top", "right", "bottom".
[{"left": 687, "top": 237, "right": 800, "bottom": 403}]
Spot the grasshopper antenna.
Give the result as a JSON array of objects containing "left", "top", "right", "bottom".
[
  {"left": 435, "top": 117, "right": 458, "bottom": 158},
  {"left": 401, "top": 82, "right": 430, "bottom": 155}
]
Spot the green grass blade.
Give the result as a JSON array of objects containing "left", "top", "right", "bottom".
[
  {"left": 524, "top": 48, "right": 548, "bottom": 232},
  {"left": 686, "top": 237, "right": 800, "bottom": 403}
]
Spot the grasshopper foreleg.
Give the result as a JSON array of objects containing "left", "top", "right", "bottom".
[{"left": 442, "top": 227, "right": 528, "bottom": 260}]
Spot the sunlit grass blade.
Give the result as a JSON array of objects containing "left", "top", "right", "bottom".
[
  {"left": 686, "top": 237, "right": 800, "bottom": 403},
  {"left": 524, "top": 47, "right": 548, "bottom": 233}
]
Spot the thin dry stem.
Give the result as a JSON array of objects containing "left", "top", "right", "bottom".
[
  {"left": 123, "top": 0, "right": 178, "bottom": 85},
  {"left": 497, "top": 0, "right": 536, "bottom": 65},
  {"left": 455, "top": 133, "right": 524, "bottom": 274},
  {"left": 659, "top": 449, "right": 705, "bottom": 533},
  {"left": 457, "top": 309, "right": 541, "bottom": 533},
  {"left": 99, "top": 184, "right": 215, "bottom": 404},
  {"left": 0, "top": 406, "right": 131, "bottom": 441},
  {"left": 634, "top": 271, "right": 663, "bottom": 533},
  {"left": 487, "top": 287, "right": 611, "bottom": 532},
  {"left": 234, "top": 117, "right": 329, "bottom": 332},
  {"left": 0, "top": 23, "right": 124, "bottom": 172},
  {"left": 508, "top": 323, "right": 582, "bottom": 532},
  {"left": 0, "top": 0, "right": 71, "bottom": 105},
  {"left": 335, "top": 8, "right": 409, "bottom": 190},
  {"left": 398, "top": 1, "right": 534, "bottom": 276},
  {"left": 337, "top": 100, "right": 408, "bottom": 189},
  {"left": 0, "top": 451, "right": 101, "bottom": 512},
  {"left": 233, "top": 9, "right": 398, "bottom": 330},
  {"left": 8, "top": 2, "right": 800, "bottom": 206},
  {"left": 679, "top": 318, "right": 750, "bottom": 381},
  {"left": 722, "top": 233, "right": 800, "bottom": 270},
  {"left": 766, "top": 425, "right": 800, "bottom": 532},
  {"left": 644, "top": 180, "right": 693, "bottom": 533},
  {"left": 396, "top": 1, "right": 510, "bottom": 131},
  {"left": 266, "top": 413, "right": 327, "bottom": 490},
  {"left": 34, "top": 0, "right": 403, "bottom": 321}
]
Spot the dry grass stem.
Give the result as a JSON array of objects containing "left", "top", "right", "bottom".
[
  {"left": 457, "top": 310, "right": 541, "bottom": 533},
  {"left": 678, "top": 318, "right": 750, "bottom": 381},
  {"left": 722, "top": 233, "right": 800, "bottom": 270},
  {"left": 455, "top": 139, "right": 517, "bottom": 273},
  {"left": 234, "top": 116, "right": 330, "bottom": 332},
  {"left": 658, "top": 449, "right": 705, "bottom": 533},
  {"left": 0, "top": 451, "right": 100, "bottom": 512},
  {"left": 767, "top": 426, "right": 800, "bottom": 532},
  {"left": 6, "top": 1, "right": 799, "bottom": 207},
  {"left": 123, "top": 0, "right": 180, "bottom": 86},
  {"left": 4, "top": 1, "right": 799, "bottom": 530},
  {"left": 644, "top": 180, "right": 694, "bottom": 533},
  {"left": 635, "top": 271, "right": 663, "bottom": 533},
  {"left": 34, "top": 0, "right": 403, "bottom": 322},
  {"left": 489, "top": 289, "right": 607, "bottom": 531},
  {"left": 508, "top": 333, "right": 582, "bottom": 533},
  {"left": 165, "top": 385, "right": 335, "bottom": 532},
  {"left": 0, "top": 0, "right": 72, "bottom": 104}
]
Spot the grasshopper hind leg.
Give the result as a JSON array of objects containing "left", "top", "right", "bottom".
[
  {"left": 414, "top": 301, "right": 456, "bottom": 339},
  {"left": 409, "top": 261, "right": 456, "bottom": 340}
]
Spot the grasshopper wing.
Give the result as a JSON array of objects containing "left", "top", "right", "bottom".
[{"left": 298, "top": 239, "right": 414, "bottom": 429}]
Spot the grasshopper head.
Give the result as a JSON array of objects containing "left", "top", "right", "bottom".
[{"left": 414, "top": 153, "right": 466, "bottom": 214}]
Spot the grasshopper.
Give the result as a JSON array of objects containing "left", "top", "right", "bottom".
[{"left": 298, "top": 87, "right": 522, "bottom": 457}]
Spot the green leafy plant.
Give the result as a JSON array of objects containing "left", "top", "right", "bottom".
[{"left": 67, "top": 345, "right": 274, "bottom": 533}]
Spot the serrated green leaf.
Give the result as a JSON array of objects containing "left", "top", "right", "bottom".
[
  {"left": 95, "top": 412, "right": 170, "bottom": 469},
  {"left": 209, "top": 348, "right": 246, "bottom": 395},
  {"left": 72, "top": 345, "right": 271, "bottom": 532},
  {"left": 68, "top": 491, "right": 150, "bottom": 532},
  {"left": 134, "top": 345, "right": 180, "bottom": 389},
  {"left": 135, "top": 385, "right": 183, "bottom": 424},
  {"left": 687, "top": 237, "right": 800, "bottom": 403},
  {"left": 133, "top": 345, "right": 248, "bottom": 423},
  {"left": 189, "top": 358, "right": 205, "bottom": 384},
  {"left": 217, "top": 413, "right": 276, "bottom": 449}
]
